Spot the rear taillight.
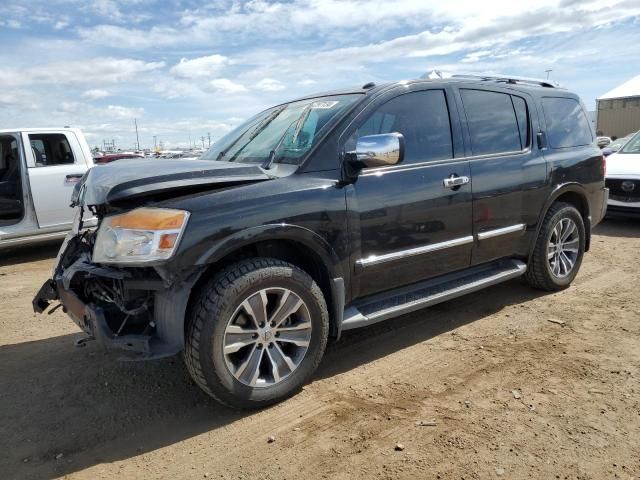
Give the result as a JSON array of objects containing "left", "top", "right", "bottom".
[{"left": 602, "top": 154, "right": 607, "bottom": 177}]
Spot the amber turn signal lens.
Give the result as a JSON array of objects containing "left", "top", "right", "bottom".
[
  {"left": 109, "top": 208, "right": 187, "bottom": 230},
  {"left": 158, "top": 233, "right": 179, "bottom": 250}
]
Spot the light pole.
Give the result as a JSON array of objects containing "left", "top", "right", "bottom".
[
  {"left": 134, "top": 118, "right": 140, "bottom": 151},
  {"left": 545, "top": 69, "right": 552, "bottom": 80}
]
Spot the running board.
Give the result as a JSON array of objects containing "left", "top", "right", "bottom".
[{"left": 342, "top": 259, "right": 527, "bottom": 331}]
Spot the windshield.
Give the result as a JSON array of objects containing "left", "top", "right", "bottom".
[
  {"left": 200, "top": 94, "right": 361, "bottom": 165},
  {"left": 620, "top": 131, "right": 640, "bottom": 154}
]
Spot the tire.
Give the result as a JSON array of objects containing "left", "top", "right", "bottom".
[
  {"left": 525, "top": 202, "right": 586, "bottom": 291},
  {"left": 184, "top": 258, "right": 329, "bottom": 409}
]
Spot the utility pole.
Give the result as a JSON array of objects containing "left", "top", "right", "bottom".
[
  {"left": 134, "top": 118, "right": 140, "bottom": 151},
  {"left": 545, "top": 69, "right": 552, "bottom": 79},
  {"left": 207, "top": 132, "right": 211, "bottom": 147},
  {"left": 200, "top": 136, "right": 206, "bottom": 149},
  {"left": 153, "top": 136, "right": 157, "bottom": 150}
]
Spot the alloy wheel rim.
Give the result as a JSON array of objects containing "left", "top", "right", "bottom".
[
  {"left": 223, "top": 288, "right": 312, "bottom": 387},
  {"left": 547, "top": 217, "right": 579, "bottom": 278}
]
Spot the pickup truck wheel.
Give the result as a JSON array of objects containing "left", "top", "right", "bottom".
[
  {"left": 184, "top": 258, "right": 329, "bottom": 409},
  {"left": 525, "top": 202, "right": 585, "bottom": 291}
]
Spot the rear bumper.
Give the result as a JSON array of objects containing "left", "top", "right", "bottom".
[{"left": 593, "top": 187, "right": 609, "bottom": 226}]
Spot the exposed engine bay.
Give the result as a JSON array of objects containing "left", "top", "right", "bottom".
[
  {"left": 57, "top": 229, "right": 160, "bottom": 338},
  {"left": 33, "top": 209, "right": 190, "bottom": 359}
]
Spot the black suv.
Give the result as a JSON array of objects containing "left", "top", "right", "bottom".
[{"left": 34, "top": 75, "right": 608, "bottom": 408}]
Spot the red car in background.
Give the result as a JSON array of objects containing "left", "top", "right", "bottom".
[{"left": 93, "top": 153, "right": 144, "bottom": 164}]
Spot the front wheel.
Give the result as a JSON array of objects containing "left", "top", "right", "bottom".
[
  {"left": 525, "top": 202, "right": 586, "bottom": 291},
  {"left": 184, "top": 258, "right": 329, "bottom": 409}
]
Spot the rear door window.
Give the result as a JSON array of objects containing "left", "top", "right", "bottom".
[
  {"left": 460, "top": 89, "right": 523, "bottom": 156},
  {"left": 352, "top": 89, "right": 453, "bottom": 165},
  {"left": 541, "top": 97, "right": 593, "bottom": 148}
]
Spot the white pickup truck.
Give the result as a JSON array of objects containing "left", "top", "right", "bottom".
[{"left": 0, "top": 128, "right": 96, "bottom": 249}]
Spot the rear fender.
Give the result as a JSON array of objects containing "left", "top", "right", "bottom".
[{"left": 529, "top": 183, "right": 591, "bottom": 260}]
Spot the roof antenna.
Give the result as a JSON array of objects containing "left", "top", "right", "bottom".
[{"left": 362, "top": 82, "right": 375, "bottom": 89}]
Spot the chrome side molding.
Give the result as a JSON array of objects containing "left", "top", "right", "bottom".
[
  {"left": 355, "top": 224, "right": 527, "bottom": 269},
  {"left": 477, "top": 223, "right": 526, "bottom": 241},
  {"left": 356, "top": 235, "right": 474, "bottom": 268}
]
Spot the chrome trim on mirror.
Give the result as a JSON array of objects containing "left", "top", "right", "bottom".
[
  {"left": 356, "top": 235, "right": 474, "bottom": 268},
  {"left": 477, "top": 223, "right": 526, "bottom": 240},
  {"left": 347, "top": 132, "right": 404, "bottom": 168}
]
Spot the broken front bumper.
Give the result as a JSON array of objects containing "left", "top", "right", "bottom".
[
  {"left": 33, "top": 255, "right": 196, "bottom": 360},
  {"left": 34, "top": 277, "right": 156, "bottom": 355}
]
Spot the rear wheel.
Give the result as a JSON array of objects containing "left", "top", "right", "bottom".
[
  {"left": 184, "top": 258, "right": 329, "bottom": 409},
  {"left": 525, "top": 202, "right": 585, "bottom": 291}
]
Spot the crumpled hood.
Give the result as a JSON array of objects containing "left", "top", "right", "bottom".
[
  {"left": 72, "top": 158, "right": 272, "bottom": 207},
  {"left": 606, "top": 152, "right": 640, "bottom": 177}
]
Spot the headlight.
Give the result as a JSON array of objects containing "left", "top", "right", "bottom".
[{"left": 92, "top": 208, "right": 190, "bottom": 264}]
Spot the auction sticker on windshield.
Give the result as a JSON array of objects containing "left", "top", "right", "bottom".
[{"left": 310, "top": 101, "right": 339, "bottom": 109}]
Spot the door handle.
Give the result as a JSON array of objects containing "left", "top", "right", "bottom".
[
  {"left": 443, "top": 175, "right": 470, "bottom": 189},
  {"left": 65, "top": 174, "right": 84, "bottom": 185}
]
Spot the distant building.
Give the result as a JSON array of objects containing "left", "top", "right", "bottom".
[{"left": 597, "top": 74, "right": 640, "bottom": 138}]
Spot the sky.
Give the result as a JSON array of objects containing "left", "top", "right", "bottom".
[{"left": 0, "top": 0, "right": 639, "bottom": 150}]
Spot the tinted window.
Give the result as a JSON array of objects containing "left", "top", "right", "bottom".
[
  {"left": 28, "top": 134, "right": 75, "bottom": 167},
  {"left": 542, "top": 97, "right": 593, "bottom": 148},
  {"left": 512, "top": 96, "right": 530, "bottom": 150},
  {"left": 460, "top": 89, "right": 522, "bottom": 155},
  {"left": 353, "top": 90, "right": 453, "bottom": 164}
]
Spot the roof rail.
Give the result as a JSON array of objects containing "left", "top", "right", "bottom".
[
  {"left": 448, "top": 73, "right": 561, "bottom": 89},
  {"left": 420, "top": 71, "right": 562, "bottom": 88}
]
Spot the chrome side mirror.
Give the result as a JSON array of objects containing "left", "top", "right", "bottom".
[{"left": 346, "top": 132, "right": 405, "bottom": 168}]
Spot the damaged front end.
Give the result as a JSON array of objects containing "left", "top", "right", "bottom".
[
  {"left": 32, "top": 157, "right": 274, "bottom": 359},
  {"left": 33, "top": 228, "right": 193, "bottom": 359}
]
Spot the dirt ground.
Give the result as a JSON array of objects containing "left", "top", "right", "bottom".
[{"left": 1, "top": 218, "right": 639, "bottom": 480}]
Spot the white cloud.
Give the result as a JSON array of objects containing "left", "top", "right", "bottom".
[
  {"left": 106, "top": 105, "right": 144, "bottom": 118},
  {"left": 56, "top": 101, "right": 143, "bottom": 119},
  {"left": 255, "top": 78, "right": 285, "bottom": 92},
  {"left": 206, "top": 78, "right": 248, "bottom": 94},
  {"left": 0, "top": 57, "right": 165, "bottom": 89},
  {"left": 170, "top": 54, "right": 229, "bottom": 79},
  {"left": 82, "top": 89, "right": 110, "bottom": 100},
  {"left": 461, "top": 50, "right": 493, "bottom": 63}
]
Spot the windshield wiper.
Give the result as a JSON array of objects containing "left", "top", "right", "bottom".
[
  {"left": 262, "top": 105, "right": 314, "bottom": 170},
  {"left": 226, "top": 105, "right": 287, "bottom": 162},
  {"left": 262, "top": 119, "right": 300, "bottom": 170}
]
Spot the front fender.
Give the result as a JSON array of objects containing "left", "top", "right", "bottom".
[{"left": 193, "top": 223, "right": 344, "bottom": 281}]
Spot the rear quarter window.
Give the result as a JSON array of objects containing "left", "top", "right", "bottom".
[{"left": 542, "top": 97, "right": 593, "bottom": 149}]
